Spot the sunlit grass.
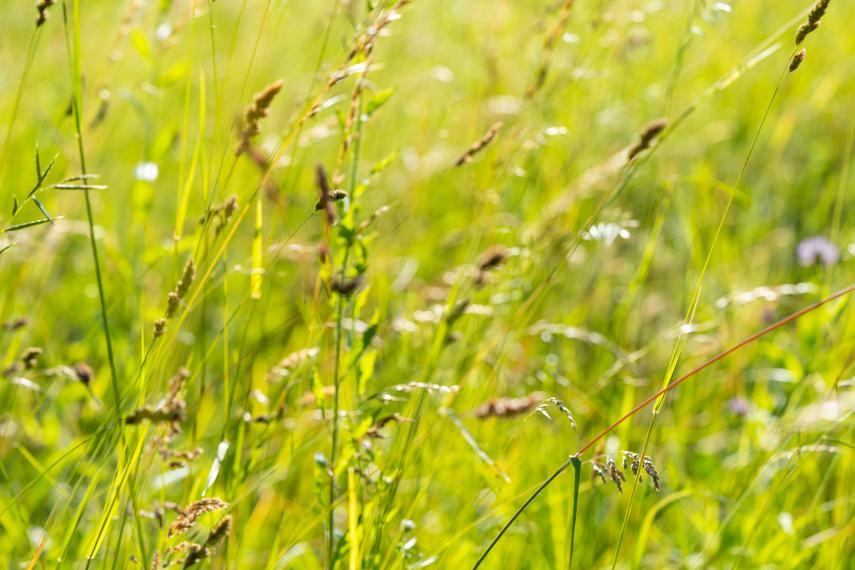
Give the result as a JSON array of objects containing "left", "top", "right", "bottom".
[{"left": 0, "top": 0, "right": 852, "bottom": 568}]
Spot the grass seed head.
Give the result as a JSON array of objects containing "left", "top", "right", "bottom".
[
  {"left": 124, "top": 406, "right": 185, "bottom": 425},
  {"left": 627, "top": 118, "right": 668, "bottom": 161},
  {"left": 536, "top": 397, "right": 577, "bottom": 429},
  {"left": 795, "top": 0, "right": 831, "bottom": 44},
  {"left": 205, "top": 515, "right": 233, "bottom": 548},
  {"left": 21, "top": 347, "right": 43, "bottom": 369},
  {"left": 175, "top": 259, "right": 196, "bottom": 299},
  {"left": 454, "top": 122, "right": 503, "bottom": 167},
  {"left": 2, "top": 317, "right": 28, "bottom": 331},
  {"left": 168, "top": 498, "right": 228, "bottom": 537},
  {"left": 475, "top": 392, "right": 546, "bottom": 419},
  {"left": 621, "top": 451, "right": 660, "bottom": 492},
  {"left": 165, "top": 292, "right": 180, "bottom": 319},
  {"left": 73, "top": 362, "right": 93, "bottom": 386},
  {"left": 789, "top": 49, "right": 807, "bottom": 72},
  {"left": 606, "top": 457, "right": 626, "bottom": 492},
  {"left": 36, "top": 0, "right": 55, "bottom": 27},
  {"left": 153, "top": 318, "right": 167, "bottom": 338},
  {"left": 236, "top": 80, "right": 284, "bottom": 155},
  {"left": 331, "top": 273, "right": 364, "bottom": 297}
]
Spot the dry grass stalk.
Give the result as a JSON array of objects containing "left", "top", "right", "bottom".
[
  {"left": 36, "top": 0, "right": 55, "bottom": 27},
  {"left": 454, "top": 122, "right": 503, "bottom": 167},
  {"left": 475, "top": 392, "right": 546, "bottom": 419},
  {"left": 168, "top": 498, "right": 228, "bottom": 537},
  {"left": 235, "top": 80, "right": 284, "bottom": 155},
  {"left": 627, "top": 118, "right": 668, "bottom": 161},
  {"left": 795, "top": 0, "right": 831, "bottom": 45},
  {"left": 527, "top": 0, "right": 576, "bottom": 97}
]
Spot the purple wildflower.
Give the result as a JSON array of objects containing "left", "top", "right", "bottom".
[
  {"left": 726, "top": 397, "right": 751, "bottom": 417},
  {"left": 796, "top": 236, "right": 839, "bottom": 267}
]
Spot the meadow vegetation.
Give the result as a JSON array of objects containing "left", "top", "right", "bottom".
[{"left": 0, "top": 0, "right": 853, "bottom": 568}]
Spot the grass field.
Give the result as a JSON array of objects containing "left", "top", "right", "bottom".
[{"left": 0, "top": 0, "right": 853, "bottom": 568}]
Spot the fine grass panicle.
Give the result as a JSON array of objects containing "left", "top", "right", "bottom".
[
  {"left": 167, "top": 498, "right": 228, "bottom": 538},
  {"left": 235, "top": 79, "right": 284, "bottom": 155},
  {"left": 795, "top": 0, "right": 832, "bottom": 44},
  {"left": 454, "top": 121, "right": 503, "bottom": 167},
  {"left": 155, "top": 258, "right": 196, "bottom": 337},
  {"left": 535, "top": 397, "right": 577, "bottom": 430},
  {"left": 592, "top": 456, "right": 628, "bottom": 493},
  {"left": 622, "top": 451, "right": 661, "bottom": 492},
  {"left": 125, "top": 367, "right": 189, "bottom": 429}
]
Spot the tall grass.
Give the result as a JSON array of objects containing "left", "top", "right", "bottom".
[{"left": 0, "top": 0, "right": 852, "bottom": 568}]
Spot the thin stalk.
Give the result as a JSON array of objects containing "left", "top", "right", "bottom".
[
  {"left": 567, "top": 457, "right": 582, "bottom": 568},
  {"left": 62, "top": 0, "right": 121, "bottom": 423},
  {"left": 327, "top": 295, "right": 346, "bottom": 569}
]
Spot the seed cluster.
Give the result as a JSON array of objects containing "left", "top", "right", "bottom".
[{"left": 236, "top": 80, "right": 284, "bottom": 155}]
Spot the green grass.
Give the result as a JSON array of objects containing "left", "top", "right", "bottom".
[{"left": 0, "top": 0, "right": 853, "bottom": 568}]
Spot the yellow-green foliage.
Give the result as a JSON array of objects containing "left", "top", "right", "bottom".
[{"left": 0, "top": 1, "right": 852, "bottom": 568}]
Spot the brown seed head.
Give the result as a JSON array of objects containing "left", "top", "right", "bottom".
[
  {"left": 154, "top": 318, "right": 167, "bottom": 338},
  {"left": 205, "top": 515, "right": 233, "bottom": 548},
  {"left": 21, "top": 347, "right": 43, "bottom": 369},
  {"left": 475, "top": 392, "right": 546, "bottom": 419},
  {"left": 36, "top": 0, "right": 55, "bottom": 27},
  {"left": 73, "top": 362, "right": 93, "bottom": 385},
  {"left": 454, "top": 122, "right": 503, "bottom": 167},
  {"left": 166, "top": 292, "right": 180, "bottom": 319},
  {"left": 627, "top": 118, "right": 668, "bottom": 161},
  {"left": 168, "top": 498, "right": 228, "bottom": 537},
  {"left": 795, "top": 0, "right": 831, "bottom": 44},
  {"left": 789, "top": 49, "right": 807, "bottom": 72},
  {"left": 175, "top": 259, "right": 196, "bottom": 299},
  {"left": 236, "top": 80, "right": 284, "bottom": 155}
]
